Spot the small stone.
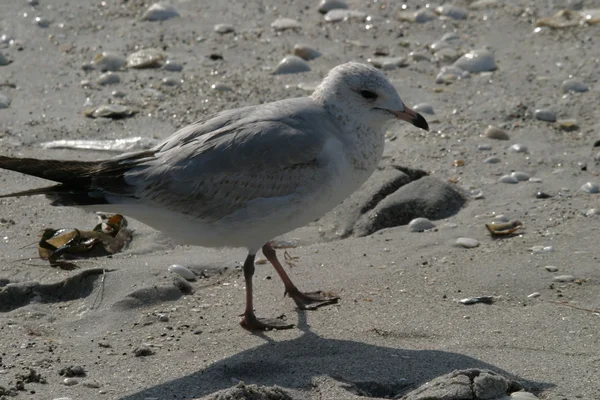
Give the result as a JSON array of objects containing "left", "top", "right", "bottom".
[
  {"left": 509, "top": 143, "right": 528, "bottom": 153},
  {"left": 511, "top": 171, "right": 530, "bottom": 181},
  {"left": 0, "top": 53, "right": 11, "bottom": 66},
  {"left": 161, "top": 76, "right": 180, "bottom": 87},
  {"left": 93, "top": 51, "right": 126, "bottom": 71},
  {"left": 214, "top": 24, "right": 235, "bottom": 34},
  {"left": 84, "top": 104, "right": 136, "bottom": 119},
  {"left": 211, "top": 82, "right": 233, "bottom": 92},
  {"left": 530, "top": 245, "right": 554, "bottom": 254},
  {"left": 63, "top": 378, "right": 79, "bottom": 386},
  {"left": 34, "top": 16, "right": 51, "bottom": 28},
  {"left": 435, "top": 4, "right": 468, "bottom": 19},
  {"left": 436, "top": 65, "right": 470, "bottom": 84},
  {"left": 560, "top": 79, "right": 588, "bottom": 93},
  {"left": 534, "top": 108, "right": 556, "bottom": 122},
  {"left": 133, "top": 346, "right": 153, "bottom": 357},
  {"left": 477, "top": 144, "right": 492, "bottom": 151},
  {"left": 483, "top": 156, "right": 501, "bottom": 164},
  {"left": 96, "top": 72, "right": 120, "bottom": 85},
  {"left": 499, "top": 175, "right": 518, "bottom": 184},
  {"left": 527, "top": 292, "right": 541, "bottom": 298},
  {"left": 536, "top": 191, "right": 552, "bottom": 199},
  {"left": 318, "top": 0, "right": 348, "bottom": 14},
  {"left": 553, "top": 275, "right": 575, "bottom": 282},
  {"left": 584, "top": 208, "right": 598, "bottom": 217},
  {"left": 168, "top": 264, "right": 196, "bottom": 281},
  {"left": 141, "top": 3, "right": 180, "bottom": 21},
  {"left": 556, "top": 118, "right": 579, "bottom": 131},
  {"left": 408, "top": 217, "right": 436, "bottom": 232},
  {"left": 469, "top": 189, "right": 484, "bottom": 199},
  {"left": 581, "top": 182, "right": 599, "bottom": 193},
  {"left": 469, "top": 0, "right": 499, "bottom": 9},
  {"left": 453, "top": 48, "right": 497, "bottom": 73},
  {"left": 297, "top": 82, "right": 318, "bottom": 92},
  {"left": 324, "top": 9, "right": 367, "bottom": 22},
  {"left": 164, "top": 59, "right": 183, "bottom": 71},
  {"left": 483, "top": 126, "right": 509, "bottom": 140},
  {"left": 545, "top": 265, "right": 558, "bottom": 272},
  {"left": 0, "top": 93, "right": 10, "bottom": 109},
  {"left": 367, "top": 56, "right": 407, "bottom": 70},
  {"left": 412, "top": 9, "right": 438, "bottom": 23},
  {"left": 456, "top": 237, "right": 479, "bottom": 248},
  {"left": 460, "top": 296, "right": 493, "bottom": 304},
  {"left": 126, "top": 48, "right": 166, "bottom": 69},
  {"left": 509, "top": 391, "right": 540, "bottom": 400},
  {"left": 430, "top": 32, "right": 461, "bottom": 52},
  {"left": 292, "top": 44, "right": 321, "bottom": 61},
  {"left": 82, "top": 380, "right": 100, "bottom": 388},
  {"left": 413, "top": 103, "right": 435, "bottom": 115},
  {"left": 271, "top": 18, "right": 301, "bottom": 31},
  {"left": 273, "top": 55, "right": 311, "bottom": 75}
]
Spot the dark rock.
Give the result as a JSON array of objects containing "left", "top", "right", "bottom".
[{"left": 535, "top": 191, "right": 552, "bottom": 199}]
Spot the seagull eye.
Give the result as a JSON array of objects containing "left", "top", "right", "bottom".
[{"left": 360, "top": 90, "right": 378, "bottom": 100}]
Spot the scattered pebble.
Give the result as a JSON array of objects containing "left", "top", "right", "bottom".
[
  {"left": 453, "top": 48, "right": 497, "bottom": 73},
  {"left": 469, "top": 189, "right": 484, "bottom": 199},
  {"left": 435, "top": 4, "right": 468, "bottom": 20},
  {"left": 292, "top": 44, "right": 321, "bottom": 61},
  {"left": 318, "top": 0, "right": 348, "bottom": 14},
  {"left": 509, "top": 392, "right": 540, "bottom": 400},
  {"left": 413, "top": 103, "right": 434, "bottom": 115},
  {"left": 534, "top": 108, "right": 556, "bottom": 122},
  {"left": 0, "top": 93, "right": 10, "bottom": 109},
  {"left": 511, "top": 171, "right": 530, "bottom": 181},
  {"left": 536, "top": 191, "right": 552, "bottom": 199},
  {"left": 133, "top": 345, "right": 154, "bottom": 357},
  {"left": 271, "top": 18, "right": 301, "bottom": 31},
  {"left": 499, "top": 175, "right": 519, "bottom": 184},
  {"left": 273, "top": 55, "right": 311, "bottom": 74},
  {"left": 456, "top": 237, "right": 479, "bottom": 248},
  {"left": 408, "top": 217, "right": 436, "bottom": 232},
  {"left": 483, "top": 156, "right": 501, "bottom": 164},
  {"left": 141, "top": 3, "right": 180, "bottom": 21},
  {"left": 324, "top": 9, "right": 367, "bottom": 22},
  {"left": 161, "top": 76, "right": 180, "bottom": 87},
  {"left": 34, "top": 16, "right": 51, "bottom": 28},
  {"left": 84, "top": 104, "right": 136, "bottom": 119},
  {"left": 460, "top": 296, "right": 493, "bottom": 305},
  {"left": 581, "top": 182, "right": 599, "bottom": 193},
  {"left": 297, "top": 82, "right": 318, "bottom": 92},
  {"left": 93, "top": 51, "right": 126, "bottom": 71},
  {"left": 469, "top": 0, "right": 499, "bottom": 9},
  {"left": 435, "top": 65, "right": 470, "bottom": 84},
  {"left": 477, "top": 144, "right": 492, "bottom": 151},
  {"left": 528, "top": 292, "right": 541, "bottom": 298},
  {"left": 483, "top": 126, "right": 509, "bottom": 140},
  {"left": 561, "top": 79, "right": 588, "bottom": 93},
  {"left": 62, "top": 378, "right": 78, "bottom": 386},
  {"left": 509, "top": 143, "right": 528, "bottom": 153},
  {"left": 82, "top": 380, "right": 100, "bottom": 389},
  {"left": 168, "top": 264, "right": 196, "bottom": 281},
  {"left": 214, "top": 24, "right": 235, "bottom": 34},
  {"left": 367, "top": 56, "right": 407, "bottom": 70},
  {"left": 553, "top": 275, "right": 575, "bottom": 282},
  {"left": 163, "top": 59, "right": 183, "bottom": 71},
  {"left": 584, "top": 208, "right": 598, "bottom": 217},
  {"left": 211, "top": 82, "right": 233, "bottom": 92},
  {"left": 430, "top": 32, "right": 461, "bottom": 52},
  {"left": 545, "top": 265, "right": 558, "bottom": 272},
  {"left": 126, "top": 48, "right": 166, "bottom": 69},
  {"left": 399, "top": 9, "right": 438, "bottom": 23},
  {"left": 556, "top": 118, "right": 578, "bottom": 131},
  {"left": 0, "top": 53, "right": 10, "bottom": 66},
  {"left": 96, "top": 72, "right": 120, "bottom": 85},
  {"left": 530, "top": 245, "right": 554, "bottom": 254}
]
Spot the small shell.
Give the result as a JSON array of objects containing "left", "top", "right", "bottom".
[
  {"left": 408, "top": 217, "right": 436, "bottom": 232},
  {"left": 498, "top": 175, "right": 518, "bottom": 184},
  {"left": 141, "top": 3, "right": 180, "bottom": 21},
  {"left": 485, "top": 220, "right": 523, "bottom": 236},
  {"left": 211, "top": 82, "right": 233, "bottom": 92},
  {"left": 456, "top": 237, "right": 479, "bottom": 248},
  {"left": 126, "top": 48, "right": 166, "bottom": 69},
  {"left": 84, "top": 104, "right": 136, "bottom": 119},
  {"left": 214, "top": 24, "right": 235, "bottom": 34},
  {"left": 168, "top": 264, "right": 196, "bottom": 281},
  {"left": 581, "top": 182, "right": 599, "bottom": 193},
  {"left": 483, "top": 156, "right": 501, "bottom": 164},
  {"left": 460, "top": 296, "right": 493, "bottom": 305},
  {"left": 96, "top": 72, "right": 120, "bottom": 85},
  {"left": 509, "top": 143, "right": 528, "bottom": 153},
  {"left": 273, "top": 55, "right": 311, "bottom": 75},
  {"left": 0, "top": 53, "right": 11, "bottom": 66},
  {"left": 292, "top": 44, "right": 321, "bottom": 61},
  {"left": 271, "top": 18, "right": 302, "bottom": 31},
  {"left": 483, "top": 126, "right": 509, "bottom": 140},
  {"left": 510, "top": 171, "right": 530, "bottom": 181},
  {"left": 0, "top": 93, "right": 10, "bottom": 109}
]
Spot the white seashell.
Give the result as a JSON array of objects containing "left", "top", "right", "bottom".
[
  {"left": 527, "top": 292, "right": 541, "bottom": 298},
  {"left": 498, "top": 175, "right": 518, "bottom": 184},
  {"left": 126, "top": 48, "right": 166, "bottom": 69},
  {"left": 271, "top": 18, "right": 302, "bottom": 31},
  {"left": 408, "top": 217, "right": 436, "bottom": 232},
  {"left": 168, "top": 264, "right": 196, "bottom": 281},
  {"left": 292, "top": 44, "right": 321, "bottom": 61},
  {"left": 581, "top": 182, "right": 599, "bottom": 193},
  {"left": 273, "top": 55, "right": 311, "bottom": 75},
  {"left": 530, "top": 245, "right": 554, "bottom": 254},
  {"left": 318, "top": 0, "right": 348, "bottom": 14},
  {"left": 453, "top": 49, "right": 497, "bottom": 73},
  {"left": 141, "top": 3, "right": 180, "bottom": 21},
  {"left": 456, "top": 237, "right": 479, "bottom": 248},
  {"left": 509, "top": 143, "right": 528, "bottom": 153}
]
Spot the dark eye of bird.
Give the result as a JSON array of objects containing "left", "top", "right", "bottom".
[{"left": 360, "top": 90, "right": 377, "bottom": 100}]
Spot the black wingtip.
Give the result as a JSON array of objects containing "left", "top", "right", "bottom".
[{"left": 412, "top": 112, "right": 429, "bottom": 131}]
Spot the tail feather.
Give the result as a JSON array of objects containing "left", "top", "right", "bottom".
[{"left": 0, "top": 156, "right": 100, "bottom": 187}]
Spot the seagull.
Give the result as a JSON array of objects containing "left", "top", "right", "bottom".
[{"left": 0, "top": 62, "right": 428, "bottom": 330}]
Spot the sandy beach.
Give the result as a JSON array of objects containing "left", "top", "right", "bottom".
[{"left": 1, "top": 0, "right": 599, "bottom": 399}]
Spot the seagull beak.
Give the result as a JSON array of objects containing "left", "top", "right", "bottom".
[{"left": 390, "top": 106, "right": 429, "bottom": 131}]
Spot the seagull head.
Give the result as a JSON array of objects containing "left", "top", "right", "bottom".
[{"left": 312, "top": 62, "right": 429, "bottom": 132}]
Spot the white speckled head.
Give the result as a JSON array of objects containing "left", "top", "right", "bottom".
[{"left": 312, "top": 62, "right": 428, "bottom": 132}]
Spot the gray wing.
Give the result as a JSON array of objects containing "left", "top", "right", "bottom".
[{"left": 117, "top": 97, "right": 341, "bottom": 220}]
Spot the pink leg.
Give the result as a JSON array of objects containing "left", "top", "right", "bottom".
[{"left": 262, "top": 242, "right": 339, "bottom": 310}]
